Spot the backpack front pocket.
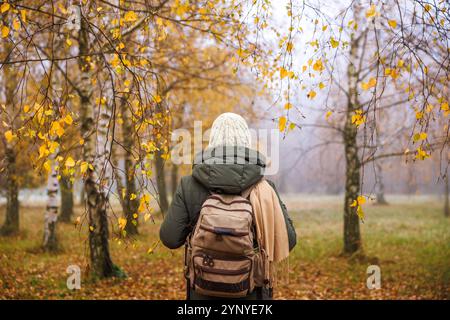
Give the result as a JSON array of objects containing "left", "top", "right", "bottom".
[
  {"left": 192, "top": 213, "right": 253, "bottom": 254},
  {"left": 192, "top": 254, "right": 253, "bottom": 298}
]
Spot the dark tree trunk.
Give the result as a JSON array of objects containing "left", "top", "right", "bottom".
[
  {"left": 59, "top": 174, "right": 74, "bottom": 223},
  {"left": 85, "top": 176, "right": 118, "bottom": 278},
  {"left": 1, "top": 36, "right": 19, "bottom": 237},
  {"left": 375, "top": 163, "right": 388, "bottom": 205},
  {"left": 445, "top": 173, "right": 449, "bottom": 218},
  {"left": 155, "top": 149, "right": 169, "bottom": 215},
  {"left": 123, "top": 156, "right": 139, "bottom": 236},
  {"left": 79, "top": 187, "right": 85, "bottom": 205},
  {"left": 154, "top": 76, "right": 169, "bottom": 215},
  {"left": 0, "top": 146, "right": 19, "bottom": 236}
]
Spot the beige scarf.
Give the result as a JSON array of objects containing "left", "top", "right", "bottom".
[{"left": 247, "top": 179, "right": 289, "bottom": 287}]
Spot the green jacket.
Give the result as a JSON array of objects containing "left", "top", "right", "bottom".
[{"left": 159, "top": 146, "right": 297, "bottom": 299}]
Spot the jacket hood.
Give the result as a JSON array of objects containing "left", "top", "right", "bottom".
[{"left": 192, "top": 146, "right": 266, "bottom": 194}]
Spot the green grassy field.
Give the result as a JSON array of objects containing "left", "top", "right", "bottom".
[{"left": 0, "top": 197, "right": 449, "bottom": 299}]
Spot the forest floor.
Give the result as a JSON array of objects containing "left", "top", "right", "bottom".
[{"left": 0, "top": 196, "right": 449, "bottom": 299}]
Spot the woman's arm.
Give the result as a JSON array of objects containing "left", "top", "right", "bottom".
[{"left": 159, "top": 179, "right": 191, "bottom": 249}]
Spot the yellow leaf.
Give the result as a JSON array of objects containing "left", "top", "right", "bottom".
[
  {"left": 307, "top": 90, "right": 316, "bottom": 99},
  {"left": 319, "top": 82, "right": 326, "bottom": 90},
  {"left": 1, "top": 25, "right": 10, "bottom": 38},
  {"left": 325, "top": 110, "right": 333, "bottom": 120},
  {"left": 1, "top": 2, "right": 10, "bottom": 13},
  {"left": 12, "top": 19, "right": 20, "bottom": 31},
  {"left": 416, "top": 147, "right": 430, "bottom": 160},
  {"left": 130, "top": 193, "right": 137, "bottom": 200},
  {"left": 312, "top": 59, "right": 324, "bottom": 72},
  {"left": 89, "top": 226, "right": 95, "bottom": 232},
  {"left": 124, "top": 11, "right": 137, "bottom": 23},
  {"left": 154, "top": 95, "right": 162, "bottom": 103},
  {"left": 365, "top": 4, "right": 377, "bottom": 18},
  {"left": 350, "top": 200, "right": 357, "bottom": 207},
  {"left": 66, "top": 38, "right": 72, "bottom": 46},
  {"left": 50, "top": 121, "right": 65, "bottom": 137},
  {"left": 286, "top": 41, "right": 293, "bottom": 52},
  {"left": 278, "top": 116, "right": 287, "bottom": 132},
  {"left": 388, "top": 20, "right": 397, "bottom": 28},
  {"left": 416, "top": 111, "right": 423, "bottom": 120},
  {"left": 414, "top": 132, "right": 427, "bottom": 141},
  {"left": 65, "top": 156, "right": 75, "bottom": 168},
  {"left": 356, "top": 205, "right": 364, "bottom": 220},
  {"left": 330, "top": 37, "right": 339, "bottom": 48},
  {"left": 64, "top": 114, "right": 73, "bottom": 125},
  {"left": 4, "top": 130, "right": 15, "bottom": 143},
  {"left": 79, "top": 138, "right": 85, "bottom": 145},
  {"left": 43, "top": 160, "right": 51, "bottom": 173},
  {"left": 357, "top": 195, "right": 366, "bottom": 205},
  {"left": 118, "top": 218, "right": 127, "bottom": 230},
  {"left": 23, "top": 104, "right": 30, "bottom": 113},
  {"left": 279, "top": 67, "right": 289, "bottom": 79},
  {"left": 48, "top": 141, "right": 59, "bottom": 154},
  {"left": 351, "top": 109, "right": 366, "bottom": 127},
  {"left": 80, "top": 161, "right": 89, "bottom": 174},
  {"left": 38, "top": 144, "right": 48, "bottom": 159},
  {"left": 144, "top": 213, "right": 151, "bottom": 222},
  {"left": 284, "top": 102, "right": 292, "bottom": 110},
  {"left": 20, "top": 10, "right": 26, "bottom": 23},
  {"left": 361, "top": 77, "right": 377, "bottom": 90}
]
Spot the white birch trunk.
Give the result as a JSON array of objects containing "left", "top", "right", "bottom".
[
  {"left": 77, "top": 3, "right": 119, "bottom": 278},
  {"left": 43, "top": 156, "right": 59, "bottom": 251}
]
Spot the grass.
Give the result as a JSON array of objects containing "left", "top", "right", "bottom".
[{"left": 0, "top": 197, "right": 449, "bottom": 300}]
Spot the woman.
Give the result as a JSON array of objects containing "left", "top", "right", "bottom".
[{"left": 160, "top": 112, "right": 297, "bottom": 299}]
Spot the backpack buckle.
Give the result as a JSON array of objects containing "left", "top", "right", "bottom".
[{"left": 202, "top": 255, "right": 214, "bottom": 267}]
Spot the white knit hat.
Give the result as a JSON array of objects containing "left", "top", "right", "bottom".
[{"left": 208, "top": 113, "right": 251, "bottom": 148}]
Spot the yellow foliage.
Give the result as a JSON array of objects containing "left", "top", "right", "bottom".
[
  {"left": 118, "top": 218, "right": 127, "bottom": 230},
  {"left": 1, "top": 2, "right": 10, "bottom": 13},
  {"left": 365, "top": 4, "right": 377, "bottom": 18},
  {"left": 307, "top": 90, "right": 316, "bottom": 99},
  {"left": 312, "top": 59, "right": 324, "bottom": 72},
  {"left": 330, "top": 37, "right": 339, "bottom": 48},
  {"left": 415, "top": 147, "right": 430, "bottom": 160},
  {"left": 388, "top": 20, "right": 397, "bottom": 28},
  {"left": 361, "top": 77, "right": 377, "bottom": 90},
  {"left": 1, "top": 25, "right": 10, "bottom": 38},
  {"left": 351, "top": 109, "right": 366, "bottom": 127},
  {"left": 4, "top": 130, "right": 16, "bottom": 143},
  {"left": 278, "top": 116, "right": 287, "bottom": 132},
  {"left": 124, "top": 11, "right": 137, "bottom": 23},
  {"left": 284, "top": 102, "right": 292, "bottom": 110},
  {"left": 65, "top": 156, "right": 75, "bottom": 168}
]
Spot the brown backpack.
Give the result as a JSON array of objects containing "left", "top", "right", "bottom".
[{"left": 185, "top": 193, "right": 265, "bottom": 298}]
